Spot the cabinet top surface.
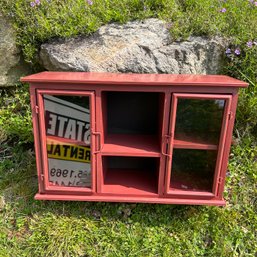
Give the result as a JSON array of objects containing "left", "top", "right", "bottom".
[{"left": 21, "top": 71, "right": 248, "bottom": 87}]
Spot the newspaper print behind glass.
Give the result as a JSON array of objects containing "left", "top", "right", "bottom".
[{"left": 44, "top": 95, "right": 91, "bottom": 188}]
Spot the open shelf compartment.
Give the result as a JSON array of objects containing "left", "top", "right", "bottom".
[
  {"left": 102, "top": 134, "right": 160, "bottom": 157},
  {"left": 101, "top": 156, "right": 160, "bottom": 196},
  {"left": 101, "top": 91, "right": 164, "bottom": 156}
]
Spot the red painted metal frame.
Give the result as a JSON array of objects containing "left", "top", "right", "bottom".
[
  {"left": 30, "top": 87, "right": 45, "bottom": 193},
  {"left": 164, "top": 93, "right": 232, "bottom": 199},
  {"left": 217, "top": 92, "right": 239, "bottom": 197},
  {"left": 22, "top": 72, "right": 248, "bottom": 205},
  {"left": 34, "top": 193, "right": 226, "bottom": 206},
  {"left": 21, "top": 72, "right": 248, "bottom": 87},
  {"left": 36, "top": 89, "right": 96, "bottom": 194}
]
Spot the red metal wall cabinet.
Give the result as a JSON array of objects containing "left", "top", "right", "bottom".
[{"left": 21, "top": 72, "right": 248, "bottom": 206}]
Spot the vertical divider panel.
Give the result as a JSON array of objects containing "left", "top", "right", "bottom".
[
  {"left": 164, "top": 94, "right": 178, "bottom": 194},
  {"left": 157, "top": 91, "right": 170, "bottom": 195},
  {"left": 96, "top": 89, "right": 104, "bottom": 193}
]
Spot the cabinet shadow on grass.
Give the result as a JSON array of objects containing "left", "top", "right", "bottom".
[{"left": 3, "top": 173, "right": 216, "bottom": 227}]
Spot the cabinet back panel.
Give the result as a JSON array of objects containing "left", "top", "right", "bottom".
[{"left": 106, "top": 92, "right": 160, "bottom": 135}]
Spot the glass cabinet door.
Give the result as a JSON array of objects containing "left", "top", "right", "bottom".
[
  {"left": 37, "top": 90, "right": 95, "bottom": 193},
  {"left": 165, "top": 94, "right": 232, "bottom": 197}
]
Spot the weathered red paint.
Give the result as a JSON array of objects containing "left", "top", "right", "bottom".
[{"left": 22, "top": 72, "right": 248, "bottom": 206}]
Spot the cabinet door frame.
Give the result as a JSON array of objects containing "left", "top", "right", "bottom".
[
  {"left": 164, "top": 93, "right": 232, "bottom": 198},
  {"left": 36, "top": 89, "right": 96, "bottom": 194}
]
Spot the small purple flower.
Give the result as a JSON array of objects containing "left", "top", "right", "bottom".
[
  {"left": 143, "top": 5, "right": 147, "bottom": 11},
  {"left": 225, "top": 48, "right": 231, "bottom": 54},
  {"left": 235, "top": 48, "right": 241, "bottom": 55},
  {"left": 87, "top": 0, "right": 93, "bottom": 5},
  {"left": 35, "top": 0, "right": 40, "bottom": 5},
  {"left": 249, "top": 0, "right": 254, "bottom": 3},
  {"left": 219, "top": 8, "right": 227, "bottom": 13},
  {"left": 30, "top": 1, "right": 35, "bottom": 7},
  {"left": 255, "top": 2, "right": 257, "bottom": 6},
  {"left": 166, "top": 22, "right": 173, "bottom": 29},
  {"left": 247, "top": 41, "right": 253, "bottom": 48}
]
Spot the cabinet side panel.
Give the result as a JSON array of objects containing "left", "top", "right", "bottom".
[
  {"left": 30, "top": 84, "right": 45, "bottom": 193},
  {"left": 212, "top": 95, "right": 232, "bottom": 195},
  {"left": 217, "top": 90, "right": 239, "bottom": 198}
]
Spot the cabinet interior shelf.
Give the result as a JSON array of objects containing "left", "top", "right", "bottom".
[
  {"left": 101, "top": 156, "right": 159, "bottom": 196},
  {"left": 102, "top": 134, "right": 160, "bottom": 157},
  {"left": 101, "top": 168, "right": 158, "bottom": 195},
  {"left": 173, "top": 133, "right": 218, "bottom": 150}
]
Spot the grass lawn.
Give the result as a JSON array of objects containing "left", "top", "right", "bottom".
[
  {"left": 0, "top": 111, "right": 256, "bottom": 256},
  {"left": 0, "top": 109, "right": 256, "bottom": 256},
  {"left": 0, "top": 0, "right": 257, "bottom": 256}
]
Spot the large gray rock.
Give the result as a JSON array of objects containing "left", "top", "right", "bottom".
[
  {"left": 0, "top": 14, "right": 30, "bottom": 87},
  {"left": 40, "top": 18, "right": 226, "bottom": 74}
]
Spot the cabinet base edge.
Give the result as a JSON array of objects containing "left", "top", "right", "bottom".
[{"left": 35, "top": 193, "right": 226, "bottom": 206}]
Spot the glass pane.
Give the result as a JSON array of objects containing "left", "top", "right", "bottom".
[
  {"left": 43, "top": 94, "right": 91, "bottom": 188},
  {"left": 175, "top": 98, "right": 225, "bottom": 144},
  {"left": 170, "top": 149, "right": 217, "bottom": 192}
]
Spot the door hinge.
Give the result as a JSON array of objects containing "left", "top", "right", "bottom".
[
  {"left": 33, "top": 105, "right": 39, "bottom": 114},
  {"left": 218, "top": 177, "right": 223, "bottom": 184},
  {"left": 40, "top": 174, "right": 44, "bottom": 181},
  {"left": 228, "top": 111, "right": 233, "bottom": 120}
]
